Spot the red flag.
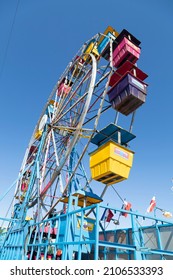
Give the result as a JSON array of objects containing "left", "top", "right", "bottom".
[
  {"left": 147, "top": 196, "right": 156, "bottom": 213},
  {"left": 106, "top": 209, "right": 114, "bottom": 222},
  {"left": 122, "top": 201, "right": 132, "bottom": 217},
  {"left": 101, "top": 208, "right": 114, "bottom": 222}
]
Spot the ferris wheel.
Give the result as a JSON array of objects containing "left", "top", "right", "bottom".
[
  {"left": 11, "top": 30, "right": 114, "bottom": 223},
  {"left": 0, "top": 26, "right": 151, "bottom": 261},
  {"left": 9, "top": 26, "right": 148, "bottom": 226}
]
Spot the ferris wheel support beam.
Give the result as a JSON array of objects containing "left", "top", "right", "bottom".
[
  {"left": 50, "top": 128, "right": 64, "bottom": 193},
  {"left": 46, "top": 106, "right": 64, "bottom": 193},
  {"left": 21, "top": 127, "right": 48, "bottom": 221},
  {"left": 36, "top": 160, "right": 41, "bottom": 223}
]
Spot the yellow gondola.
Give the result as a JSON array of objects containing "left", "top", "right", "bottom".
[{"left": 90, "top": 140, "right": 134, "bottom": 185}]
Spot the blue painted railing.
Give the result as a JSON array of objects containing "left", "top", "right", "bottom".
[{"left": 0, "top": 203, "right": 173, "bottom": 260}]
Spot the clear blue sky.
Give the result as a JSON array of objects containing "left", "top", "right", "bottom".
[{"left": 0, "top": 0, "right": 173, "bottom": 222}]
